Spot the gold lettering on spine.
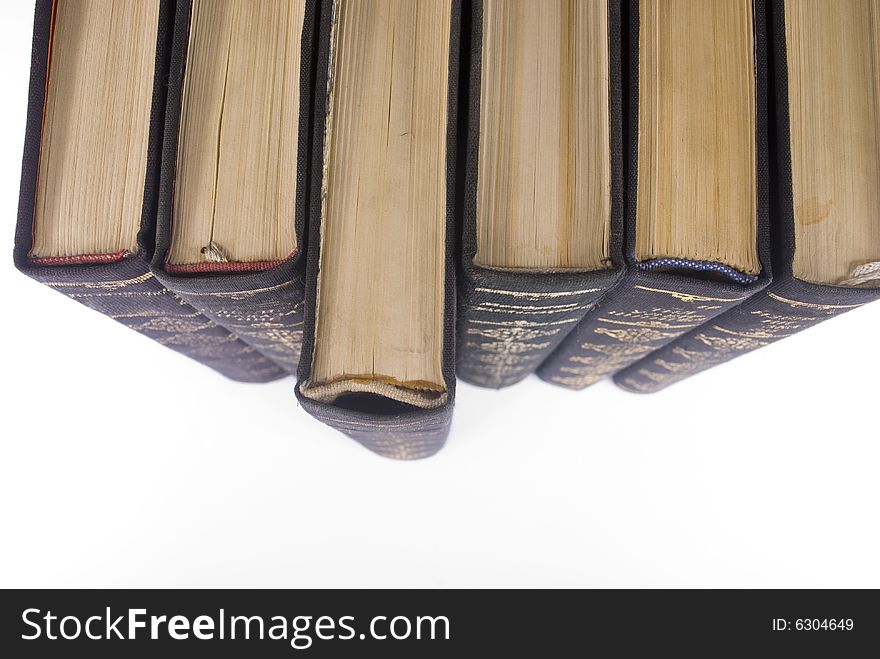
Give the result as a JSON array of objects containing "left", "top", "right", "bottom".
[
  {"left": 629, "top": 289, "right": 865, "bottom": 390},
  {"left": 552, "top": 285, "right": 738, "bottom": 389},
  {"left": 463, "top": 285, "right": 597, "bottom": 387}
]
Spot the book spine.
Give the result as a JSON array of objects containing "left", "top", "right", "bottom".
[
  {"left": 457, "top": 271, "right": 620, "bottom": 388},
  {"left": 23, "top": 261, "right": 287, "bottom": 383},
  {"left": 536, "top": 272, "right": 755, "bottom": 389},
  {"left": 152, "top": 271, "right": 306, "bottom": 374},
  {"left": 296, "top": 396, "right": 454, "bottom": 460},
  {"left": 613, "top": 278, "right": 880, "bottom": 393}
]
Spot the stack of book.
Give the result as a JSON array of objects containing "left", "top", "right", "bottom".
[{"left": 17, "top": 0, "right": 880, "bottom": 458}]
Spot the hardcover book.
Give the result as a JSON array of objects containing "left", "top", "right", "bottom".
[
  {"left": 537, "top": 0, "right": 772, "bottom": 390},
  {"left": 15, "top": 0, "right": 285, "bottom": 383},
  {"left": 149, "top": 0, "right": 319, "bottom": 375},
  {"left": 456, "top": 0, "right": 625, "bottom": 389},
  {"left": 613, "top": 0, "right": 880, "bottom": 393},
  {"left": 295, "top": 0, "right": 460, "bottom": 459}
]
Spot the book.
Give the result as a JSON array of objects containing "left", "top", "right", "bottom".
[
  {"left": 295, "top": 0, "right": 460, "bottom": 459},
  {"left": 613, "top": 0, "right": 880, "bottom": 393},
  {"left": 148, "top": 0, "right": 317, "bottom": 375},
  {"left": 537, "top": 0, "right": 772, "bottom": 390},
  {"left": 456, "top": 0, "right": 625, "bottom": 389},
  {"left": 15, "top": 0, "right": 285, "bottom": 384}
]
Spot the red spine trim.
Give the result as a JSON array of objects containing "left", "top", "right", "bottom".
[
  {"left": 29, "top": 249, "right": 129, "bottom": 266},
  {"left": 164, "top": 249, "right": 298, "bottom": 274}
]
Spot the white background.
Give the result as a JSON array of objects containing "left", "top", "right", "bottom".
[{"left": 2, "top": 4, "right": 879, "bottom": 589}]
